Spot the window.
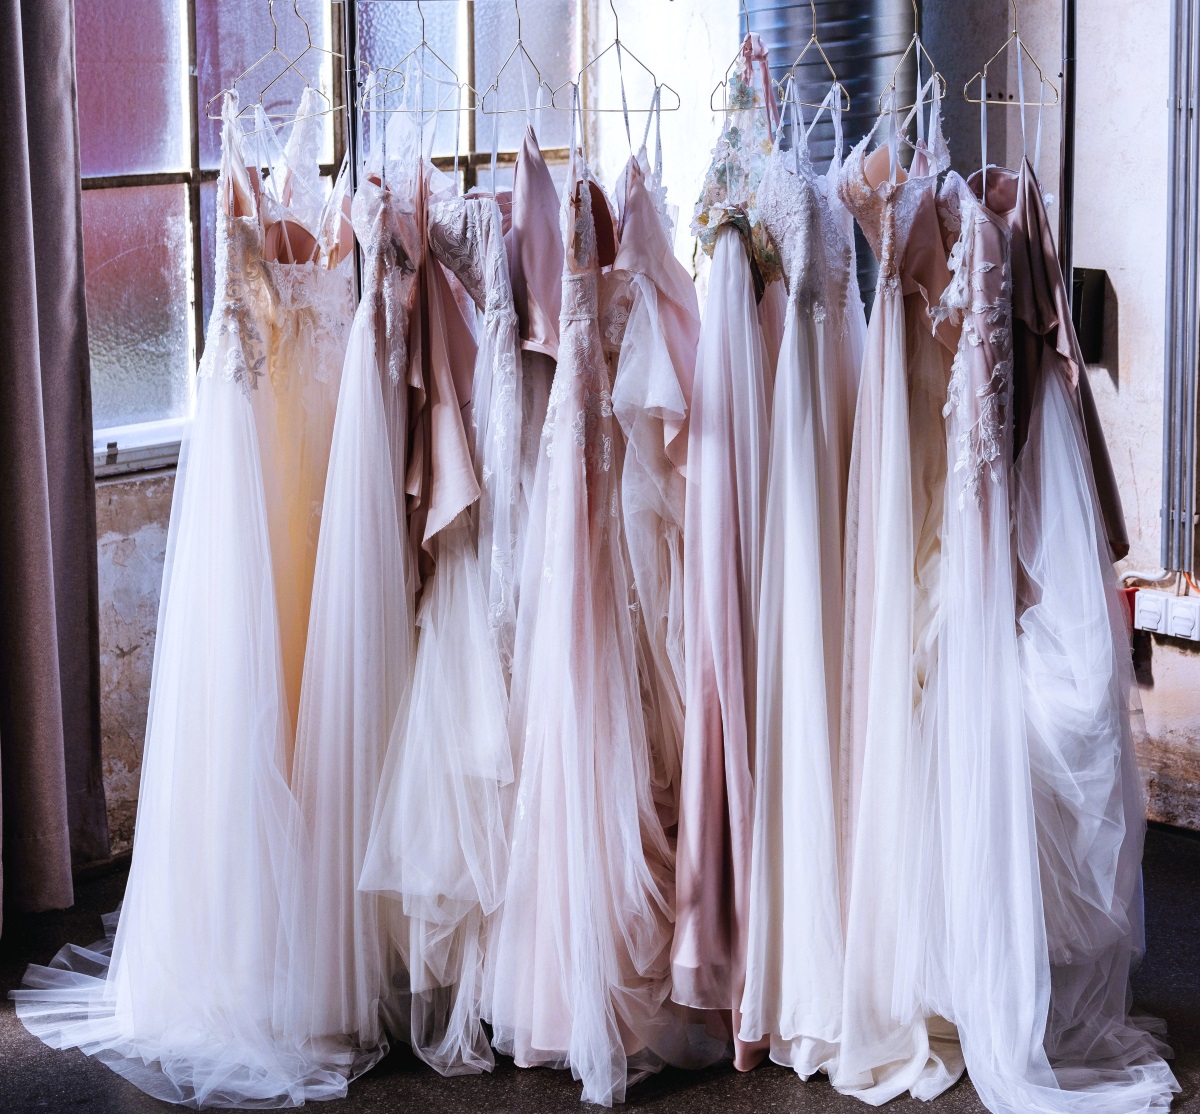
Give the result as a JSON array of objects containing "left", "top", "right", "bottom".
[
  {"left": 81, "top": 0, "right": 580, "bottom": 476},
  {"left": 353, "top": 1, "right": 577, "bottom": 193}
]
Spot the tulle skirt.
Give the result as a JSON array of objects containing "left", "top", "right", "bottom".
[
  {"left": 360, "top": 514, "right": 512, "bottom": 1077},
  {"left": 489, "top": 313, "right": 722, "bottom": 1106},
  {"left": 14, "top": 337, "right": 347, "bottom": 1108},
  {"left": 835, "top": 287, "right": 963, "bottom": 1105},
  {"left": 280, "top": 303, "right": 413, "bottom": 1080},
  {"left": 740, "top": 298, "right": 862, "bottom": 1077}
]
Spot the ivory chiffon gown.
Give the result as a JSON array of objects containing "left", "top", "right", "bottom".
[{"left": 738, "top": 84, "right": 864, "bottom": 1079}]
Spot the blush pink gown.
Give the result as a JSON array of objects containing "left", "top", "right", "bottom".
[
  {"left": 672, "top": 33, "right": 779, "bottom": 1069},
  {"left": 488, "top": 100, "right": 720, "bottom": 1106}
]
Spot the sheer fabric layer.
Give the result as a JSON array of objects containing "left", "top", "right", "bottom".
[{"left": 15, "top": 95, "right": 352, "bottom": 1108}]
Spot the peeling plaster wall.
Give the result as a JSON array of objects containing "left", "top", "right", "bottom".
[
  {"left": 1068, "top": 0, "right": 1200, "bottom": 827},
  {"left": 96, "top": 470, "right": 173, "bottom": 854}
]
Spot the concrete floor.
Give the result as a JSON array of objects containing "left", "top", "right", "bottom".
[{"left": 0, "top": 827, "right": 1197, "bottom": 1113}]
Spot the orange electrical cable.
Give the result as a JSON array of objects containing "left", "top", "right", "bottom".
[{"left": 1185, "top": 571, "right": 1200, "bottom": 595}]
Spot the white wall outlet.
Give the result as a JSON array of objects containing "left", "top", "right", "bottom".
[
  {"left": 1167, "top": 595, "right": 1200, "bottom": 641},
  {"left": 1134, "top": 589, "right": 1169, "bottom": 633}
]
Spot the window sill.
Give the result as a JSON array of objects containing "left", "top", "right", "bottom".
[{"left": 94, "top": 418, "right": 185, "bottom": 478}]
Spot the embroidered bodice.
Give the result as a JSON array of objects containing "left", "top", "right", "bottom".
[
  {"left": 757, "top": 120, "right": 855, "bottom": 327},
  {"left": 352, "top": 175, "right": 421, "bottom": 386},
  {"left": 692, "top": 33, "right": 782, "bottom": 286},
  {"left": 428, "top": 190, "right": 523, "bottom": 661},
  {"left": 837, "top": 81, "right": 951, "bottom": 289},
  {"left": 429, "top": 194, "right": 518, "bottom": 331},
  {"left": 206, "top": 94, "right": 272, "bottom": 392},
  {"left": 935, "top": 172, "right": 1013, "bottom": 509},
  {"left": 543, "top": 133, "right": 616, "bottom": 487}
]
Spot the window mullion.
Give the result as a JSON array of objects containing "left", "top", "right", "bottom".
[{"left": 185, "top": 0, "right": 205, "bottom": 367}]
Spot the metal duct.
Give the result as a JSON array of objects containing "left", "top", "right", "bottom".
[
  {"left": 1163, "top": 0, "right": 1200, "bottom": 574},
  {"left": 742, "top": 1, "right": 918, "bottom": 301}
]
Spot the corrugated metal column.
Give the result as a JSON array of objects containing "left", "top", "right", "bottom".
[{"left": 1164, "top": 0, "right": 1200, "bottom": 574}]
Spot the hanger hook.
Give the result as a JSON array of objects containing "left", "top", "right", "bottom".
[
  {"left": 911, "top": 0, "right": 919, "bottom": 35},
  {"left": 269, "top": 0, "right": 279, "bottom": 48},
  {"left": 609, "top": 0, "right": 619, "bottom": 42},
  {"left": 418, "top": 0, "right": 426, "bottom": 44},
  {"left": 514, "top": 0, "right": 523, "bottom": 43},
  {"left": 809, "top": 0, "right": 817, "bottom": 40},
  {"left": 292, "top": 0, "right": 313, "bottom": 50},
  {"left": 1010, "top": 0, "right": 1020, "bottom": 34}
]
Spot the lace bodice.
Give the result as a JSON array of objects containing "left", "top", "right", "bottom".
[
  {"left": 429, "top": 194, "right": 517, "bottom": 329},
  {"left": 692, "top": 34, "right": 782, "bottom": 286},
  {"left": 206, "top": 95, "right": 273, "bottom": 392},
  {"left": 352, "top": 177, "right": 421, "bottom": 385},
  {"left": 542, "top": 134, "right": 616, "bottom": 489},
  {"left": 935, "top": 172, "right": 1013, "bottom": 509},
  {"left": 837, "top": 83, "right": 950, "bottom": 287},
  {"left": 205, "top": 92, "right": 356, "bottom": 392},
  {"left": 758, "top": 143, "right": 855, "bottom": 327}
]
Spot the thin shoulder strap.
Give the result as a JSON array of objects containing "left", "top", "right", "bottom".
[
  {"left": 639, "top": 84, "right": 663, "bottom": 176},
  {"left": 616, "top": 40, "right": 633, "bottom": 154},
  {"left": 981, "top": 73, "right": 988, "bottom": 200},
  {"left": 827, "top": 84, "right": 844, "bottom": 164}
]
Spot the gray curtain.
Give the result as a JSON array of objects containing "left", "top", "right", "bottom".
[{"left": 0, "top": 0, "right": 108, "bottom": 930}]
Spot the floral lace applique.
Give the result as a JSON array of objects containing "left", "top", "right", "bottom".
[
  {"left": 208, "top": 213, "right": 271, "bottom": 394},
  {"left": 938, "top": 177, "right": 1014, "bottom": 509},
  {"left": 692, "top": 39, "right": 782, "bottom": 286}
]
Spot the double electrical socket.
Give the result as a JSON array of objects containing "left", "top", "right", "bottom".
[{"left": 1134, "top": 589, "right": 1200, "bottom": 641}]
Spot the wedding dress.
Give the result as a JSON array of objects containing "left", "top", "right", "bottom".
[
  {"left": 359, "top": 158, "right": 514, "bottom": 1076},
  {"left": 738, "top": 83, "right": 864, "bottom": 1079},
  {"left": 505, "top": 121, "right": 564, "bottom": 581},
  {"left": 280, "top": 79, "right": 422, "bottom": 1082},
  {"left": 939, "top": 92, "right": 1177, "bottom": 1105},
  {"left": 487, "top": 92, "right": 718, "bottom": 1107},
  {"left": 607, "top": 103, "right": 700, "bottom": 830},
  {"left": 672, "top": 33, "right": 779, "bottom": 1068},
  {"left": 14, "top": 92, "right": 353, "bottom": 1108},
  {"left": 833, "top": 74, "right": 965, "bottom": 1104}
]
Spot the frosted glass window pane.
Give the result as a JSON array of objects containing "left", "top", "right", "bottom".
[
  {"left": 357, "top": 0, "right": 463, "bottom": 158},
  {"left": 84, "top": 187, "right": 191, "bottom": 430},
  {"left": 197, "top": 0, "right": 335, "bottom": 169},
  {"left": 74, "top": 0, "right": 185, "bottom": 175},
  {"left": 473, "top": 0, "right": 576, "bottom": 151}
]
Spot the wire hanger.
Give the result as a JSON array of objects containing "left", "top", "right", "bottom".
[
  {"left": 552, "top": 0, "right": 681, "bottom": 113},
  {"left": 877, "top": 0, "right": 947, "bottom": 114},
  {"left": 241, "top": 0, "right": 347, "bottom": 131},
  {"left": 369, "top": 0, "right": 473, "bottom": 108},
  {"left": 709, "top": 0, "right": 771, "bottom": 113},
  {"left": 775, "top": 0, "right": 850, "bottom": 113},
  {"left": 206, "top": 0, "right": 322, "bottom": 121},
  {"left": 480, "top": 0, "right": 557, "bottom": 115},
  {"left": 964, "top": 0, "right": 1060, "bottom": 106}
]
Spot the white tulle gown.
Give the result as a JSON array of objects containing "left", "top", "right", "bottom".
[
  {"left": 358, "top": 167, "right": 514, "bottom": 1076},
  {"left": 14, "top": 93, "right": 353, "bottom": 1108},
  {"left": 833, "top": 74, "right": 965, "bottom": 1104},
  {"left": 926, "top": 138, "right": 1178, "bottom": 1110},
  {"left": 738, "top": 85, "right": 864, "bottom": 1078},
  {"left": 280, "top": 84, "right": 422, "bottom": 1081},
  {"left": 487, "top": 98, "right": 719, "bottom": 1106}
]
